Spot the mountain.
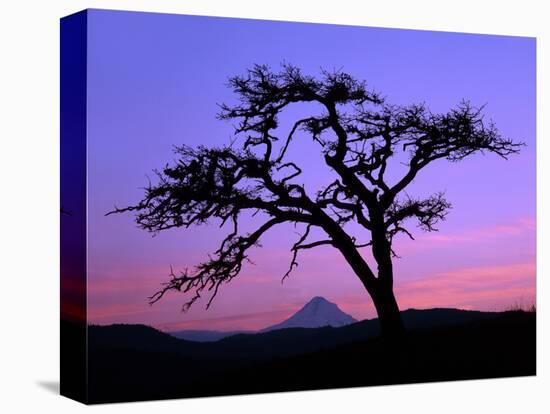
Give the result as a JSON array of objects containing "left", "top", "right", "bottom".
[
  {"left": 168, "top": 296, "right": 357, "bottom": 341},
  {"left": 170, "top": 329, "right": 248, "bottom": 342},
  {"left": 262, "top": 296, "right": 357, "bottom": 332},
  {"left": 90, "top": 308, "right": 503, "bottom": 362},
  {"left": 88, "top": 323, "right": 202, "bottom": 353}
]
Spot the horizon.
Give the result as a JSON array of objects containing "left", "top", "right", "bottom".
[
  {"left": 80, "top": 10, "right": 535, "bottom": 332},
  {"left": 89, "top": 296, "right": 536, "bottom": 333}
]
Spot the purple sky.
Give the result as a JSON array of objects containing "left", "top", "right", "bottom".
[{"left": 86, "top": 9, "right": 535, "bottom": 331}]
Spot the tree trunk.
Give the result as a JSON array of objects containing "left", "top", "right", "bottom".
[
  {"left": 324, "top": 210, "right": 406, "bottom": 340},
  {"left": 371, "top": 284, "right": 406, "bottom": 339},
  {"left": 362, "top": 210, "right": 406, "bottom": 339}
]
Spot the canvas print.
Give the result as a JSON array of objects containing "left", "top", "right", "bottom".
[{"left": 60, "top": 9, "right": 536, "bottom": 404}]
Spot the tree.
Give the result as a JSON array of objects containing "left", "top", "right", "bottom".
[{"left": 110, "top": 64, "right": 522, "bottom": 339}]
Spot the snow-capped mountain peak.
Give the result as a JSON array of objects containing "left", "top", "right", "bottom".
[{"left": 262, "top": 296, "right": 357, "bottom": 332}]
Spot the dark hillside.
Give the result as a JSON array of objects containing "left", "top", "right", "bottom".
[{"left": 88, "top": 309, "right": 535, "bottom": 403}]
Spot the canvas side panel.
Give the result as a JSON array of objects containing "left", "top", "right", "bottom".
[{"left": 60, "top": 10, "right": 88, "bottom": 404}]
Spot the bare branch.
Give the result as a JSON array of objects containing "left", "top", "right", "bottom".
[
  {"left": 149, "top": 217, "right": 284, "bottom": 310},
  {"left": 282, "top": 224, "right": 334, "bottom": 281},
  {"left": 110, "top": 64, "right": 522, "bottom": 313},
  {"left": 385, "top": 192, "right": 452, "bottom": 243}
]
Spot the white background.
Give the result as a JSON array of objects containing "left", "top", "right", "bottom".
[{"left": 0, "top": 0, "right": 547, "bottom": 412}]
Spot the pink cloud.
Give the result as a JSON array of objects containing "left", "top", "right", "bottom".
[
  {"left": 158, "top": 308, "right": 295, "bottom": 332},
  {"left": 396, "top": 261, "right": 536, "bottom": 311},
  {"left": 88, "top": 302, "right": 150, "bottom": 322},
  {"left": 87, "top": 215, "right": 535, "bottom": 330},
  {"left": 88, "top": 259, "right": 536, "bottom": 329},
  {"left": 402, "top": 216, "right": 535, "bottom": 246},
  {"left": 331, "top": 261, "right": 536, "bottom": 320}
]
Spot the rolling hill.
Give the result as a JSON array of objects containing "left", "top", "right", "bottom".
[{"left": 85, "top": 308, "right": 536, "bottom": 403}]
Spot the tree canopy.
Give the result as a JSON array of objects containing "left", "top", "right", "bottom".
[{"left": 110, "top": 64, "right": 522, "bottom": 315}]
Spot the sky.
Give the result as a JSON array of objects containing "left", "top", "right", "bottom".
[{"left": 84, "top": 9, "right": 536, "bottom": 332}]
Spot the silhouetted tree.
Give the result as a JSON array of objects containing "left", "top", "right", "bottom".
[{"left": 110, "top": 64, "right": 522, "bottom": 338}]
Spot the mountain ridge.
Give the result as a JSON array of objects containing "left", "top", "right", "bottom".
[
  {"left": 89, "top": 307, "right": 510, "bottom": 360},
  {"left": 86, "top": 308, "right": 534, "bottom": 403},
  {"left": 261, "top": 296, "right": 357, "bottom": 332},
  {"left": 170, "top": 296, "right": 357, "bottom": 341}
]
